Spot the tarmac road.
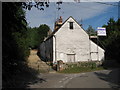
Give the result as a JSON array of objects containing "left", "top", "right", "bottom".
[{"left": 28, "top": 68, "right": 120, "bottom": 89}]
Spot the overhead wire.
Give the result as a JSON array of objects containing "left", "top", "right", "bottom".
[
  {"left": 95, "top": 2, "right": 119, "bottom": 7},
  {"left": 67, "top": 2, "right": 118, "bottom": 14},
  {"left": 63, "top": 2, "right": 118, "bottom": 28},
  {"left": 54, "top": 2, "right": 118, "bottom": 30},
  {"left": 55, "top": 1, "right": 117, "bottom": 20},
  {"left": 83, "top": 0, "right": 119, "bottom": 7}
]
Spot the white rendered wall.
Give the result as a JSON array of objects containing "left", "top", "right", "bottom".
[
  {"left": 54, "top": 17, "right": 90, "bottom": 63},
  {"left": 90, "top": 40, "right": 105, "bottom": 61}
]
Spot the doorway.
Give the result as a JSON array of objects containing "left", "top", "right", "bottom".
[{"left": 67, "top": 54, "right": 75, "bottom": 62}]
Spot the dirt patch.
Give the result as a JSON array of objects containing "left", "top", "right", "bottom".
[{"left": 27, "top": 49, "right": 50, "bottom": 73}]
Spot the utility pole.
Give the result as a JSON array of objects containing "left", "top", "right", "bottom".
[{"left": 56, "top": 0, "right": 62, "bottom": 19}]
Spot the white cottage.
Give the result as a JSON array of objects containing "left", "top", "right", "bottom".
[{"left": 39, "top": 16, "right": 105, "bottom": 64}]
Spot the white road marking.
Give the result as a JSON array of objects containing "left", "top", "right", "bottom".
[
  {"left": 60, "top": 86, "right": 63, "bottom": 87},
  {"left": 59, "top": 81, "right": 62, "bottom": 83},
  {"left": 62, "top": 77, "right": 68, "bottom": 81},
  {"left": 62, "top": 78, "right": 66, "bottom": 80},
  {"left": 65, "top": 77, "right": 68, "bottom": 79},
  {"left": 81, "top": 73, "right": 85, "bottom": 75}
]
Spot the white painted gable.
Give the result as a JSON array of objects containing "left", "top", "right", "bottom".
[{"left": 54, "top": 16, "right": 90, "bottom": 62}]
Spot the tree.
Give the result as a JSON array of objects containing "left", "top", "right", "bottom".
[
  {"left": 38, "top": 24, "right": 50, "bottom": 43},
  {"left": 2, "top": 2, "right": 29, "bottom": 67},
  {"left": 99, "top": 18, "right": 120, "bottom": 63},
  {"left": 2, "top": 2, "right": 51, "bottom": 73},
  {"left": 86, "top": 25, "right": 97, "bottom": 36},
  {"left": 2, "top": 2, "right": 57, "bottom": 88},
  {"left": 27, "top": 27, "right": 38, "bottom": 49},
  {"left": 2, "top": 2, "right": 31, "bottom": 88},
  {"left": 22, "top": 2, "right": 50, "bottom": 10},
  {"left": 27, "top": 24, "right": 50, "bottom": 49}
]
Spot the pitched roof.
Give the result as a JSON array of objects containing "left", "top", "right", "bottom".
[
  {"left": 44, "top": 16, "right": 104, "bottom": 50},
  {"left": 46, "top": 16, "right": 84, "bottom": 40}
]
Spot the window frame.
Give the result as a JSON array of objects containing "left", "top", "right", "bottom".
[{"left": 69, "top": 22, "right": 74, "bottom": 29}]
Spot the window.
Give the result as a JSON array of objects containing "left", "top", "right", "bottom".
[{"left": 69, "top": 22, "right": 73, "bottom": 29}]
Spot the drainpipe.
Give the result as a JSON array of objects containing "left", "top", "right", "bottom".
[
  {"left": 53, "top": 35, "right": 57, "bottom": 63},
  {"left": 89, "top": 35, "right": 91, "bottom": 61}
]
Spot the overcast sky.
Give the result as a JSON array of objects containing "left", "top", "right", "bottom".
[{"left": 25, "top": 2, "right": 118, "bottom": 30}]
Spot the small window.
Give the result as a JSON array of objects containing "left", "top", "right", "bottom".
[{"left": 69, "top": 22, "right": 73, "bottom": 29}]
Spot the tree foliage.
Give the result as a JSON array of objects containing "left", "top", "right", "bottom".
[
  {"left": 99, "top": 18, "right": 120, "bottom": 63},
  {"left": 22, "top": 2, "right": 50, "bottom": 10},
  {"left": 2, "top": 2, "right": 51, "bottom": 71},
  {"left": 27, "top": 24, "right": 50, "bottom": 49},
  {"left": 86, "top": 25, "right": 97, "bottom": 36},
  {"left": 2, "top": 3, "right": 31, "bottom": 87},
  {"left": 2, "top": 2, "right": 29, "bottom": 66},
  {"left": 38, "top": 24, "right": 50, "bottom": 43},
  {"left": 27, "top": 27, "right": 38, "bottom": 49},
  {"left": 2, "top": 2, "right": 52, "bottom": 88}
]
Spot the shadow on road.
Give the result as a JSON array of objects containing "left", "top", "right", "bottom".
[
  {"left": 2, "top": 62, "right": 46, "bottom": 89},
  {"left": 94, "top": 68, "right": 120, "bottom": 89}
]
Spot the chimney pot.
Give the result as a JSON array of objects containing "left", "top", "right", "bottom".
[{"left": 54, "top": 16, "right": 63, "bottom": 30}]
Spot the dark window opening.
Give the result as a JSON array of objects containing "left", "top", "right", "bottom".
[{"left": 69, "top": 22, "right": 73, "bottom": 29}]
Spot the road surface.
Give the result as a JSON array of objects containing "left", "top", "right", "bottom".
[{"left": 28, "top": 68, "right": 120, "bottom": 89}]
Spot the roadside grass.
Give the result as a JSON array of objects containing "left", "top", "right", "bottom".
[
  {"left": 57, "top": 61, "right": 105, "bottom": 73},
  {"left": 58, "top": 66, "right": 104, "bottom": 74}
]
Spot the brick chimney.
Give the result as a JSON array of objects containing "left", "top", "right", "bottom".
[{"left": 54, "top": 16, "right": 63, "bottom": 31}]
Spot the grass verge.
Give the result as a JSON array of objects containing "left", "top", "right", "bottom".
[{"left": 58, "top": 66, "right": 104, "bottom": 74}]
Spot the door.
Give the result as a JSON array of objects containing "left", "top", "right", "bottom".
[{"left": 67, "top": 54, "right": 75, "bottom": 62}]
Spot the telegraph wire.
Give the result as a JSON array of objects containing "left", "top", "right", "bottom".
[
  {"left": 95, "top": 2, "right": 119, "bottom": 7},
  {"left": 83, "top": 0, "right": 119, "bottom": 7},
  {"left": 68, "top": 2, "right": 118, "bottom": 14}
]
